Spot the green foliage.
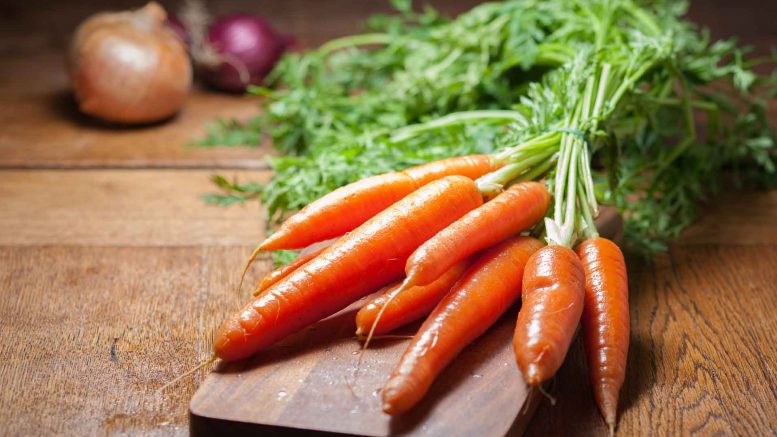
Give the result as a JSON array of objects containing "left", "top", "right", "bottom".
[
  {"left": 202, "top": 175, "right": 262, "bottom": 206},
  {"left": 194, "top": 119, "right": 262, "bottom": 147},
  {"left": 200, "top": 0, "right": 775, "bottom": 255},
  {"left": 596, "top": 14, "right": 777, "bottom": 251},
  {"left": 271, "top": 250, "right": 300, "bottom": 268}
]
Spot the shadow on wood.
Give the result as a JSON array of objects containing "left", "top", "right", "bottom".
[
  {"left": 47, "top": 89, "right": 179, "bottom": 130},
  {"left": 212, "top": 307, "right": 362, "bottom": 376}
]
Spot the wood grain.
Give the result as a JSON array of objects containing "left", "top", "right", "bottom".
[
  {"left": 0, "top": 170, "right": 268, "bottom": 246},
  {"left": 0, "top": 245, "right": 269, "bottom": 436},
  {"left": 0, "top": 51, "right": 271, "bottom": 170},
  {"left": 190, "top": 305, "right": 539, "bottom": 437},
  {"left": 676, "top": 190, "right": 777, "bottom": 246}
]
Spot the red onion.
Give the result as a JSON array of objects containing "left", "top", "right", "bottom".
[{"left": 203, "top": 14, "right": 286, "bottom": 93}]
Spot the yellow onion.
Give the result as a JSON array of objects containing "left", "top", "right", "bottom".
[{"left": 68, "top": 2, "right": 192, "bottom": 124}]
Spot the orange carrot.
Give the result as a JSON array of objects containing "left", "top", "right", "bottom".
[
  {"left": 513, "top": 245, "right": 585, "bottom": 385},
  {"left": 403, "top": 181, "right": 549, "bottom": 288},
  {"left": 215, "top": 176, "right": 483, "bottom": 362},
  {"left": 402, "top": 155, "right": 497, "bottom": 187},
  {"left": 576, "top": 237, "right": 629, "bottom": 432},
  {"left": 355, "top": 260, "right": 470, "bottom": 338},
  {"left": 258, "top": 173, "right": 414, "bottom": 252},
  {"left": 382, "top": 236, "right": 543, "bottom": 415},
  {"left": 254, "top": 246, "right": 326, "bottom": 295},
  {"left": 257, "top": 155, "right": 496, "bottom": 252}
]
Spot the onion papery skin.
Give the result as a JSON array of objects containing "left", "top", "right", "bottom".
[{"left": 68, "top": 2, "right": 192, "bottom": 124}]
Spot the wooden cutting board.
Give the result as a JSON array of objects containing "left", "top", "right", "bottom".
[{"left": 190, "top": 208, "right": 622, "bottom": 436}]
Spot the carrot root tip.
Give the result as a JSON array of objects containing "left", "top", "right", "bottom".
[
  {"left": 237, "top": 246, "right": 264, "bottom": 295},
  {"left": 363, "top": 280, "right": 411, "bottom": 350},
  {"left": 536, "top": 382, "right": 557, "bottom": 406},
  {"left": 157, "top": 355, "right": 218, "bottom": 394},
  {"left": 381, "top": 388, "right": 401, "bottom": 415},
  {"left": 597, "top": 389, "right": 619, "bottom": 427}
]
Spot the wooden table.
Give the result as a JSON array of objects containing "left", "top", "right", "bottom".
[{"left": 1, "top": 1, "right": 775, "bottom": 435}]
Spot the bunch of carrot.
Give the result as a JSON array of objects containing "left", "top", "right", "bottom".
[
  {"left": 185, "top": 0, "right": 777, "bottom": 433},
  {"left": 210, "top": 150, "right": 630, "bottom": 432}
]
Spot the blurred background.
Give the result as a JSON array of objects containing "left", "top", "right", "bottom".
[
  {"left": 1, "top": 0, "right": 775, "bottom": 51},
  {"left": 1, "top": 0, "right": 773, "bottom": 168}
]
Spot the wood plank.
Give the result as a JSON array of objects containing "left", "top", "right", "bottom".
[
  {"left": 190, "top": 304, "right": 539, "bottom": 437},
  {"left": 662, "top": 246, "right": 777, "bottom": 433},
  {"left": 0, "top": 169, "right": 268, "bottom": 246},
  {"left": 677, "top": 190, "right": 777, "bottom": 246},
  {"left": 0, "top": 245, "right": 268, "bottom": 436},
  {"left": 525, "top": 245, "right": 777, "bottom": 436},
  {"left": 0, "top": 52, "right": 271, "bottom": 170}
]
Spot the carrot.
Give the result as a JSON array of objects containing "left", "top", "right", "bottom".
[
  {"left": 382, "top": 236, "right": 543, "bottom": 415},
  {"left": 258, "top": 173, "right": 414, "bottom": 252},
  {"left": 215, "top": 176, "right": 483, "bottom": 361},
  {"left": 254, "top": 246, "right": 326, "bottom": 295},
  {"left": 513, "top": 245, "right": 585, "bottom": 385},
  {"left": 258, "top": 154, "right": 496, "bottom": 252},
  {"left": 401, "top": 155, "right": 498, "bottom": 187},
  {"left": 354, "top": 260, "right": 470, "bottom": 338},
  {"left": 403, "top": 181, "right": 550, "bottom": 288},
  {"left": 576, "top": 237, "right": 629, "bottom": 432}
]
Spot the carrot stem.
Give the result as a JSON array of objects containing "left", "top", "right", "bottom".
[
  {"left": 518, "top": 153, "right": 558, "bottom": 182},
  {"left": 476, "top": 150, "right": 555, "bottom": 190},
  {"left": 577, "top": 178, "right": 598, "bottom": 239},
  {"left": 317, "top": 33, "right": 392, "bottom": 56},
  {"left": 389, "top": 110, "right": 523, "bottom": 143},
  {"left": 495, "top": 131, "right": 561, "bottom": 162}
]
